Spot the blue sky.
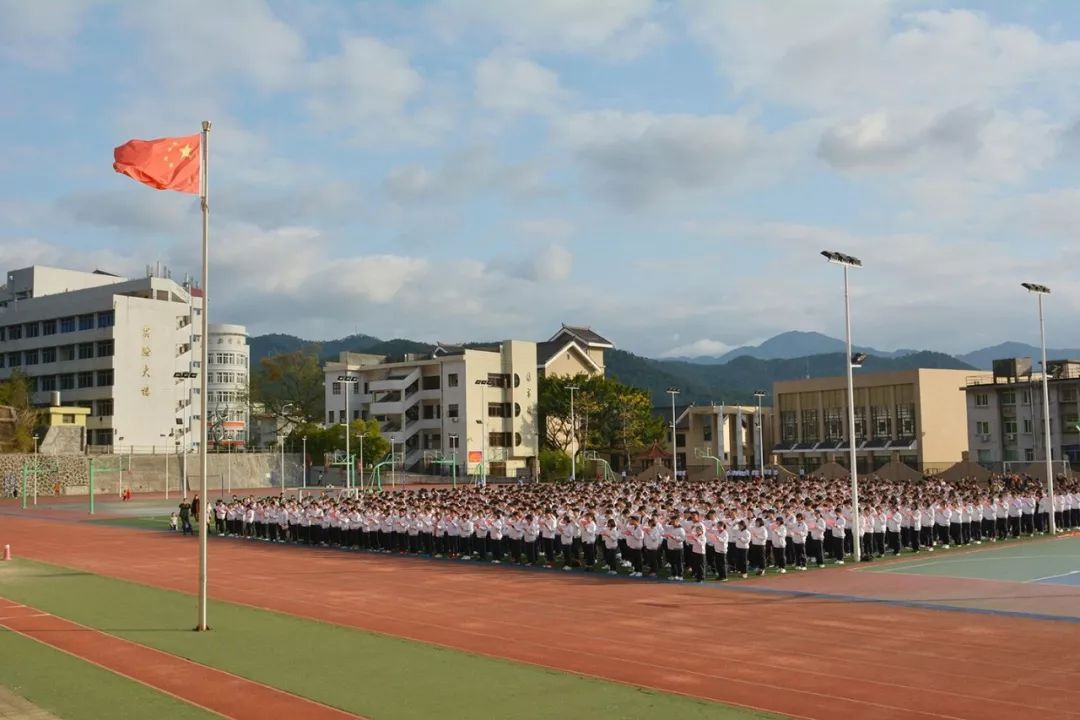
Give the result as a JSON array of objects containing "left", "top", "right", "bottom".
[{"left": 3, "top": 0, "right": 1080, "bottom": 358}]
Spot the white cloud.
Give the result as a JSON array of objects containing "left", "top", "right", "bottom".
[
  {"left": 662, "top": 339, "right": 733, "bottom": 358},
  {"left": 122, "top": 0, "right": 305, "bottom": 91},
  {"left": 556, "top": 111, "right": 784, "bottom": 207},
  {"left": 474, "top": 50, "right": 566, "bottom": 115},
  {"left": 383, "top": 146, "right": 550, "bottom": 205},
  {"left": 433, "top": 0, "right": 663, "bottom": 59},
  {"left": 0, "top": 0, "right": 94, "bottom": 69},
  {"left": 306, "top": 36, "right": 422, "bottom": 126}
]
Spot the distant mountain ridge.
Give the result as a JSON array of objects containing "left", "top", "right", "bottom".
[
  {"left": 249, "top": 332, "right": 975, "bottom": 405},
  {"left": 672, "top": 330, "right": 1080, "bottom": 370}
]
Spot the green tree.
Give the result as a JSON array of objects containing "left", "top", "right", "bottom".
[
  {"left": 287, "top": 418, "right": 388, "bottom": 470},
  {"left": 0, "top": 370, "right": 38, "bottom": 453},
  {"left": 538, "top": 373, "right": 665, "bottom": 469},
  {"left": 251, "top": 349, "right": 324, "bottom": 424}
]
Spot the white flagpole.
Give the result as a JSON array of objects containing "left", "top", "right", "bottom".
[{"left": 197, "top": 120, "right": 211, "bottom": 632}]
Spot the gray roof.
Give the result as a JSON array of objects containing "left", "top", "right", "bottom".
[{"left": 551, "top": 324, "right": 613, "bottom": 348}]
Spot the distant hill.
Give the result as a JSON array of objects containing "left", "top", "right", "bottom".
[
  {"left": 607, "top": 349, "right": 975, "bottom": 404},
  {"left": 958, "top": 342, "right": 1080, "bottom": 370},
  {"left": 249, "top": 333, "right": 974, "bottom": 404},
  {"left": 677, "top": 330, "right": 906, "bottom": 364}
]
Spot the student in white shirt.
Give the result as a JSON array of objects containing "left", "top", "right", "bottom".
[
  {"left": 601, "top": 518, "right": 620, "bottom": 574},
  {"left": 789, "top": 513, "right": 809, "bottom": 569},
  {"left": 733, "top": 520, "right": 751, "bottom": 578},
  {"left": 829, "top": 510, "right": 846, "bottom": 564},
  {"left": 580, "top": 513, "right": 598, "bottom": 568},
  {"left": 708, "top": 520, "right": 729, "bottom": 580},
  {"left": 643, "top": 517, "right": 663, "bottom": 577},
  {"left": 623, "top": 516, "right": 645, "bottom": 577},
  {"left": 749, "top": 517, "right": 769, "bottom": 575},
  {"left": 806, "top": 511, "right": 826, "bottom": 567},
  {"left": 687, "top": 520, "right": 708, "bottom": 582},
  {"left": 768, "top": 518, "right": 788, "bottom": 574},
  {"left": 664, "top": 513, "right": 686, "bottom": 580}
]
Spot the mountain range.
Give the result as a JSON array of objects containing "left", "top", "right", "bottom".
[
  {"left": 247, "top": 331, "right": 1031, "bottom": 405},
  {"left": 671, "top": 330, "right": 1080, "bottom": 370}
]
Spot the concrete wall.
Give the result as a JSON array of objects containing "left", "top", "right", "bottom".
[{"left": 0, "top": 452, "right": 301, "bottom": 497}]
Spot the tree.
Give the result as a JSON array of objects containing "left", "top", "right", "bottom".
[
  {"left": 0, "top": 371, "right": 39, "bottom": 453},
  {"left": 286, "top": 418, "right": 388, "bottom": 470},
  {"left": 538, "top": 373, "right": 665, "bottom": 469},
  {"left": 251, "top": 349, "right": 324, "bottom": 424}
]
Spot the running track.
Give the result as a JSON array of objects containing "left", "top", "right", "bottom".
[{"left": 4, "top": 515, "right": 1080, "bottom": 720}]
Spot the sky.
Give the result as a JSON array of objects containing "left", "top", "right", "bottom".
[{"left": 2, "top": 0, "right": 1080, "bottom": 359}]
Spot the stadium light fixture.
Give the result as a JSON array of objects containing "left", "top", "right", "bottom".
[{"left": 1022, "top": 282, "right": 1056, "bottom": 535}]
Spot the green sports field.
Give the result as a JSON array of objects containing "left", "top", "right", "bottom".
[{"left": 0, "top": 558, "right": 779, "bottom": 720}]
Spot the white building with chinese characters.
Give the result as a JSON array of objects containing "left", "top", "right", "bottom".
[
  {"left": 0, "top": 264, "right": 229, "bottom": 453},
  {"left": 206, "top": 323, "right": 250, "bottom": 447}
]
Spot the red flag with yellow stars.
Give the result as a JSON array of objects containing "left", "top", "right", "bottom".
[{"left": 113, "top": 134, "right": 200, "bottom": 194}]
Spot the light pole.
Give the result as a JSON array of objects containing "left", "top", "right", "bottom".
[
  {"left": 448, "top": 433, "right": 459, "bottom": 489},
  {"left": 822, "top": 249, "right": 864, "bottom": 562},
  {"left": 301, "top": 434, "right": 307, "bottom": 493},
  {"left": 474, "top": 378, "right": 489, "bottom": 487},
  {"left": 174, "top": 370, "right": 197, "bottom": 500},
  {"left": 1022, "top": 282, "right": 1057, "bottom": 535},
  {"left": 390, "top": 435, "right": 399, "bottom": 489},
  {"left": 753, "top": 390, "right": 766, "bottom": 480},
  {"left": 32, "top": 434, "right": 39, "bottom": 505},
  {"left": 567, "top": 384, "right": 579, "bottom": 481},
  {"left": 356, "top": 433, "right": 364, "bottom": 496},
  {"left": 338, "top": 375, "right": 359, "bottom": 492},
  {"left": 161, "top": 432, "right": 171, "bottom": 500},
  {"left": 666, "top": 387, "right": 680, "bottom": 480},
  {"left": 279, "top": 402, "right": 295, "bottom": 495}
]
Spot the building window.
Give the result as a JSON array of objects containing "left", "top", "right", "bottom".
[
  {"left": 94, "top": 429, "right": 113, "bottom": 446},
  {"left": 41, "top": 347, "right": 56, "bottom": 363},
  {"left": 447, "top": 434, "right": 460, "bottom": 450},
  {"left": 1022, "top": 418, "right": 1033, "bottom": 434},
  {"left": 331, "top": 382, "right": 341, "bottom": 395},
  {"left": 1024, "top": 448, "right": 1035, "bottom": 462},
  {"left": 448, "top": 373, "right": 459, "bottom": 388},
  {"left": 78, "top": 314, "right": 95, "bottom": 331},
  {"left": 448, "top": 403, "right": 459, "bottom": 419},
  {"left": 96, "top": 369, "right": 113, "bottom": 386},
  {"left": 78, "top": 371, "right": 94, "bottom": 388},
  {"left": 338, "top": 410, "right": 345, "bottom": 423},
  {"left": 896, "top": 404, "right": 915, "bottom": 437},
  {"left": 27, "top": 377, "right": 38, "bottom": 393},
  {"left": 60, "top": 345, "right": 75, "bottom": 361},
  {"left": 24, "top": 349, "right": 38, "bottom": 365},
  {"left": 488, "top": 431, "right": 512, "bottom": 447},
  {"left": 42, "top": 319, "right": 56, "bottom": 335},
  {"left": 0, "top": 354, "right": 4, "bottom": 369},
  {"left": 328, "top": 411, "right": 334, "bottom": 424},
  {"left": 975, "top": 420, "right": 990, "bottom": 435},
  {"left": 1021, "top": 389, "right": 1032, "bottom": 405},
  {"left": 975, "top": 393, "right": 989, "bottom": 407},
  {"left": 977, "top": 449, "right": 992, "bottom": 463},
  {"left": 97, "top": 399, "right": 113, "bottom": 417},
  {"left": 422, "top": 375, "right": 440, "bottom": 390},
  {"left": 353, "top": 410, "right": 359, "bottom": 420},
  {"left": 1003, "top": 419, "right": 1018, "bottom": 435},
  {"left": 1001, "top": 391, "right": 1016, "bottom": 405},
  {"left": 487, "top": 373, "right": 510, "bottom": 388},
  {"left": 24, "top": 322, "right": 39, "bottom": 338},
  {"left": 60, "top": 317, "right": 76, "bottom": 333},
  {"left": 8, "top": 325, "right": 21, "bottom": 340},
  {"left": 97, "top": 310, "right": 115, "bottom": 328},
  {"left": 97, "top": 340, "right": 113, "bottom": 357},
  {"left": 871, "top": 405, "right": 892, "bottom": 438},
  {"left": 702, "top": 422, "right": 712, "bottom": 442},
  {"left": 823, "top": 407, "right": 843, "bottom": 440},
  {"left": 7, "top": 352, "right": 21, "bottom": 367},
  {"left": 488, "top": 402, "right": 511, "bottom": 418},
  {"left": 780, "top": 411, "right": 797, "bottom": 443},
  {"left": 60, "top": 374, "right": 75, "bottom": 390},
  {"left": 852, "top": 407, "right": 867, "bottom": 441},
  {"left": 78, "top": 342, "right": 95, "bottom": 360},
  {"left": 40, "top": 376, "right": 56, "bottom": 392},
  {"left": 800, "top": 409, "right": 819, "bottom": 442}
]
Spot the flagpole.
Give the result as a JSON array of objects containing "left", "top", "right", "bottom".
[{"left": 197, "top": 119, "right": 211, "bottom": 632}]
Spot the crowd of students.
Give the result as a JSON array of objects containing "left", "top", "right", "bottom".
[{"left": 199, "top": 473, "right": 1080, "bottom": 582}]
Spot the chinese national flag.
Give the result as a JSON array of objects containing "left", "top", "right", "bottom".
[{"left": 113, "top": 134, "right": 201, "bottom": 194}]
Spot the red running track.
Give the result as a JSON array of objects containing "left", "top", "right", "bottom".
[{"left": 3, "top": 515, "right": 1080, "bottom": 720}]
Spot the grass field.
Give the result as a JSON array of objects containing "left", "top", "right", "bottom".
[
  {"left": 0, "top": 627, "right": 217, "bottom": 720},
  {"left": 0, "top": 558, "right": 779, "bottom": 720}
]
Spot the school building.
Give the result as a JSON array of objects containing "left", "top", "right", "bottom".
[
  {"left": 965, "top": 356, "right": 1080, "bottom": 468},
  {"left": 323, "top": 340, "right": 540, "bottom": 479},
  {"left": 771, "top": 368, "right": 988, "bottom": 475},
  {"left": 656, "top": 403, "right": 773, "bottom": 477},
  {"left": 0, "top": 264, "right": 221, "bottom": 453}
]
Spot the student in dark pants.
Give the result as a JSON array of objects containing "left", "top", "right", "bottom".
[{"left": 178, "top": 501, "right": 193, "bottom": 536}]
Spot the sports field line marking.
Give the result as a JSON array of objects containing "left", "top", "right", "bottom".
[
  {"left": 1028, "top": 570, "right": 1080, "bottom": 584},
  {"left": 0, "top": 595, "right": 366, "bottom": 720}
]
